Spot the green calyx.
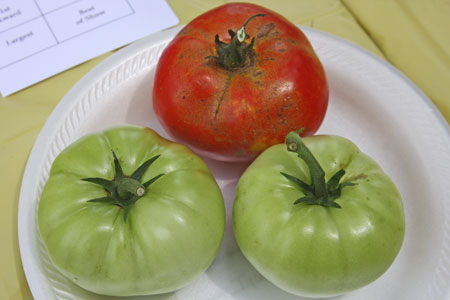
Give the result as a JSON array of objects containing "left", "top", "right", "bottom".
[
  {"left": 82, "top": 151, "right": 164, "bottom": 221},
  {"left": 206, "top": 13, "right": 265, "bottom": 70},
  {"left": 281, "top": 130, "right": 355, "bottom": 208}
]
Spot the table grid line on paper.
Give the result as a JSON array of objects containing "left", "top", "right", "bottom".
[
  {"left": 0, "top": 1, "right": 84, "bottom": 35},
  {"left": 32, "top": 0, "right": 58, "bottom": 45},
  {"left": 57, "top": 11, "right": 135, "bottom": 44},
  {"left": 0, "top": 0, "right": 136, "bottom": 70},
  {"left": 36, "top": 0, "right": 83, "bottom": 15}
]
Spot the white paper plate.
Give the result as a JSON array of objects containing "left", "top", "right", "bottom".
[{"left": 18, "top": 25, "right": 450, "bottom": 300}]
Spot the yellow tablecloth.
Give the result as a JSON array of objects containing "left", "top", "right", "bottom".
[{"left": 1, "top": 1, "right": 448, "bottom": 299}]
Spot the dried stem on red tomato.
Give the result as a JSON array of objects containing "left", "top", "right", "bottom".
[{"left": 206, "top": 13, "right": 265, "bottom": 70}]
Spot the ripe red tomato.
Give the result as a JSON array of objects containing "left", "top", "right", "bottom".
[{"left": 153, "top": 3, "right": 328, "bottom": 161}]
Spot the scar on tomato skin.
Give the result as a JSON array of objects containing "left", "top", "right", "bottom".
[
  {"left": 214, "top": 74, "right": 233, "bottom": 122},
  {"left": 345, "top": 173, "right": 369, "bottom": 182},
  {"left": 256, "top": 23, "right": 276, "bottom": 39},
  {"left": 258, "top": 57, "right": 277, "bottom": 65},
  {"left": 271, "top": 30, "right": 281, "bottom": 39},
  {"left": 253, "top": 70, "right": 262, "bottom": 77}
]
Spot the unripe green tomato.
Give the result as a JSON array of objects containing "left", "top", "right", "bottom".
[
  {"left": 38, "top": 125, "right": 225, "bottom": 296},
  {"left": 233, "top": 133, "right": 405, "bottom": 297}
]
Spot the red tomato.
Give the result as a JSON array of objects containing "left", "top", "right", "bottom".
[{"left": 153, "top": 3, "right": 328, "bottom": 161}]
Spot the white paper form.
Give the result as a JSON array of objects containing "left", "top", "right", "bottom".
[{"left": 0, "top": 0, "right": 178, "bottom": 96}]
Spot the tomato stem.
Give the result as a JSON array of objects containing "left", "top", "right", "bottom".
[
  {"left": 206, "top": 13, "right": 265, "bottom": 70},
  {"left": 116, "top": 177, "right": 146, "bottom": 199},
  {"left": 281, "top": 131, "right": 355, "bottom": 208},
  {"left": 82, "top": 151, "right": 164, "bottom": 221}
]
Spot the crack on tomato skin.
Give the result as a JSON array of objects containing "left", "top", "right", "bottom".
[
  {"left": 214, "top": 73, "right": 233, "bottom": 123},
  {"left": 211, "top": 49, "right": 259, "bottom": 125}
]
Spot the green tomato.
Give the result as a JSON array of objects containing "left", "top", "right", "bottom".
[
  {"left": 233, "top": 131, "right": 405, "bottom": 297},
  {"left": 38, "top": 126, "right": 225, "bottom": 296}
]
